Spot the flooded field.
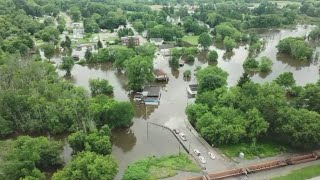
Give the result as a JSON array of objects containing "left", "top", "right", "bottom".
[{"left": 48, "top": 24, "right": 319, "bottom": 179}]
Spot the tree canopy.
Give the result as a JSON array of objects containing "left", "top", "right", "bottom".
[
  {"left": 52, "top": 151, "right": 118, "bottom": 180},
  {"left": 3, "top": 136, "right": 62, "bottom": 180}
]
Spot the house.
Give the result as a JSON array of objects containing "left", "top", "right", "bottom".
[
  {"left": 150, "top": 38, "right": 164, "bottom": 46},
  {"left": 142, "top": 86, "right": 161, "bottom": 105},
  {"left": 166, "top": 16, "right": 182, "bottom": 25},
  {"left": 71, "top": 22, "right": 84, "bottom": 39},
  {"left": 121, "top": 36, "right": 140, "bottom": 46},
  {"left": 72, "top": 54, "right": 80, "bottom": 61},
  {"left": 154, "top": 69, "right": 169, "bottom": 81},
  {"left": 187, "top": 84, "right": 198, "bottom": 95},
  {"left": 159, "top": 44, "right": 175, "bottom": 56}
]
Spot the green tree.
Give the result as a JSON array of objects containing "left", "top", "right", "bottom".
[
  {"left": 277, "top": 37, "right": 313, "bottom": 60},
  {"left": 89, "top": 78, "right": 113, "bottom": 96},
  {"left": 70, "top": 7, "right": 81, "bottom": 22},
  {"left": 19, "top": 44, "right": 29, "bottom": 57},
  {"left": 245, "top": 108, "right": 269, "bottom": 141},
  {"left": 68, "top": 126, "right": 112, "bottom": 155},
  {"left": 59, "top": 56, "right": 75, "bottom": 75},
  {"left": 114, "top": 47, "right": 136, "bottom": 70},
  {"left": 309, "top": 27, "right": 320, "bottom": 40},
  {"left": 208, "top": 50, "right": 218, "bottom": 63},
  {"left": 42, "top": 43, "right": 55, "bottom": 61},
  {"left": 106, "top": 102, "right": 135, "bottom": 128},
  {"left": 243, "top": 58, "right": 259, "bottom": 71},
  {"left": 186, "top": 104, "right": 209, "bottom": 125},
  {"left": 183, "top": 70, "right": 191, "bottom": 79},
  {"left": 276, "top": 107, "right": 320, "bottom": 149},
  {"left": 223, "top": 36, "right": 236, "bottom": 51},
  {"left": 296, "top": 84, "right": 320, "bottom": 113},
  {"left": 89, "top": 95, "right": 134, "bottom": 128},
  {"left": 52, "top": 152, "right": 118, "bottom": 180},
  {"left": 4, "top": 136, "right": 62, "bottom": 180},
  {"left": 198, "top": 32, "right": 212, "bottom": 49},
  {"left": 125, "top": 56, "right": 154, "bottom": 91},
  {"left": 186, "top": 55, "right": 195, "bottom": 63},
  {"left": 85, "top": 49, "right": 92, "bottom": 61},
  {"left": 135, "top": 43, "right": 157, "bottom": 58},
  {"left": 259, "top": 56, "right": 273, "bottom": 72},
  {"left": 61, "top": 36, "right": 72, "bottom": 49},
  {"left": 237, "top": 72, "right": 251, "bottom": 87},
  {"left": 197, "top": 66, "right": 228, "bottom": 93},
  {"left": 133, "top": 20, "right": 144, "bottom": 34},
  {"left": 170, "top": 56, "right": 180, "bottom": 69},
  {"left": 97, "top": 40, "right": 103, "bottom": 49},
  {"left": 275, "top": 72, "right": 296, "bottom": 88},
  {"left": 196, "top": 110, "right": 246, "bottom": 145}
]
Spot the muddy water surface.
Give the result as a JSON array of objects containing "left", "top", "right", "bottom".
[{"left": 49, "top": 24, "right": 319, "bottom": 179}]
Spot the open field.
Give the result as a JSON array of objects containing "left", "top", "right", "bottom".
[
  {"left": 182, "top": 36, "right": 199, "bottom": 46},
  {"left": 123, "top": 153, "right": 200, "bottom": 180},
  {"left": 220, "top": 141, "right": 286, "bottom": 160}
]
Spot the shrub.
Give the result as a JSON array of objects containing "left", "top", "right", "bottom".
[
  {"left": 208, "top": 50, "right": 218, "bottom": 63},
  {"left": 259, "top": 56, "right": 273, "bottom": 72},
  {"left": 183, "top": 70, "right": 192, "bottom": 79},
  {"left": 243, "top": 58, "right": 259, "bottom": 70},
  {"left": 186, "top": 55, "right": 195, "bottom": 63}
]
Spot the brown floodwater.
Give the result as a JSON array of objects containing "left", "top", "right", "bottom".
[{"left": 46, "top": 24, "right": 319, "bottom": 179}]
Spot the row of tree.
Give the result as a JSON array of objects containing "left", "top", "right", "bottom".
[
  {"left": 0, "top": 56, "right": 134, "bottom": 137},
  {"left": 187, "top": 66, "right": 320, "bottom": 149}
]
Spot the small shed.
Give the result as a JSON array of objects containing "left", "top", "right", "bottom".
[
  {"left": 187, "top": 84, "right": 198, "bottom": 95},
  {"left": 154, "top": 69, "right": 169, "bottom": 82},
  {"left": 150, "top": 38, "right": 164, "bottom": 46},
  {"left": 142, "top": 86, "right": 161, "bottom": 105},
  {"left": 72, "top": 54, "right": 80, "bottom": 61}
]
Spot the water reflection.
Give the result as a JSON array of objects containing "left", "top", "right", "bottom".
[
  {"left": 44, "top": 24, "right": 319, "bottom": 179},
  {"left": 112, "top": 128, "right": 137, "bottom": 153}
]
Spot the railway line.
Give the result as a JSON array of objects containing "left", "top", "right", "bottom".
[{"left": 186, "top": 150, "right": 320, "bottom": 180}]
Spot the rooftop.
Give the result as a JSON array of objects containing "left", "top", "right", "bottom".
[
  {"left": 143, "top": 86, "right": 161, "bottom": 97},
  {"left": 150, "top": 38, "right": 164, "bottom": 43}
]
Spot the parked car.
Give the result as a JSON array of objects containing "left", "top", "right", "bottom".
[
  {"left": 173, "top": 129, "right": 180, "bottom": 134},
  {"left": 208, "top": 152, "right": 216, "bottom": 160},
  {"left": 133, "top": 94, "right": 144, "bottom": 103},
  {"left": 179, "top": 133, "right": 187, "bottom": 141},
  {"left": 198, "top": 156, "right": 206, "bottom": 164},
  {"left": 193, "top": 149, "right": 201, "bottom": 156}
]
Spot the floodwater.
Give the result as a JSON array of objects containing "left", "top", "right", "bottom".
[
  {"left": 212, "top": 25, "right": 319, "bottom": 86},
  {"left": 48, "top": 24, "right": 319, "bottom": 179}
]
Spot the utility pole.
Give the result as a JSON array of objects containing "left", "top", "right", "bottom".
[
  {"left": 179, "top": 143, "right": 181, "bottom": 154},
  {"left": 147, "top": 122, "right": 149, "bottom": 140}
]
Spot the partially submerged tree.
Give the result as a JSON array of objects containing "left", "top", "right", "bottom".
[
  {"left": 60, "top": 56, "right": 75, "bottom": 76},
  {"left": 89, "top": 78, "right": 113, "bottom": 96},
  {"left": 125, "top": 56, "right": 154, "bottom": 91}
]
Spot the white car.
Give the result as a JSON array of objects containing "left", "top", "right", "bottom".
[
  {"left": 193, "top": 149, "right": 201, "bottom": 156},
  {"left": 208, "top": 152, "right": 216, "bottom": 160},
  {"left": 179, "top": 133, "right": 187, "bottom": 141},
  {"left": 198, "top": 156, "right": 206, "bottom": 164}
]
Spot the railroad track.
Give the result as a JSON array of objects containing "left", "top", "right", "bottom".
[{"left": 185, "top": 150, "right": 320, "bottom": 180}]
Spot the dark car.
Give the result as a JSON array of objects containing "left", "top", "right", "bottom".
[{"left": 173, "top": 129, "right": 180, "bottom": 134}]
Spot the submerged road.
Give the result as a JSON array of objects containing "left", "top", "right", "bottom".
[{"left": 148, "top": 51, "right": 235, "bottom": 173}]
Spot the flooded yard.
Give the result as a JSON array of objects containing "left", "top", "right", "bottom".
[{"left": 48, "top": 24, "right": 319, "bottom": 179}]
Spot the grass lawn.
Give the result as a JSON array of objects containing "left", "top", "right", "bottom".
[
  {"left": 220, "top": 141, "right": 286, "bottom": 160},
  {"left": 123, "top": 153, "right": 200, "bottom": 180},
  {"left": 0, "top": 140, "right": 13, "bottom": 176},
  {"left": 271, "top": 164, "right": 320, "bottom": 180},
  {"left": 182, "top": 36, "right": 199, "bottom": 46}
]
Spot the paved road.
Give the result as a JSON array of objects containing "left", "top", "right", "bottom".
[{"left": 148, "top": 51, "right": 234, "bottom": 175}]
